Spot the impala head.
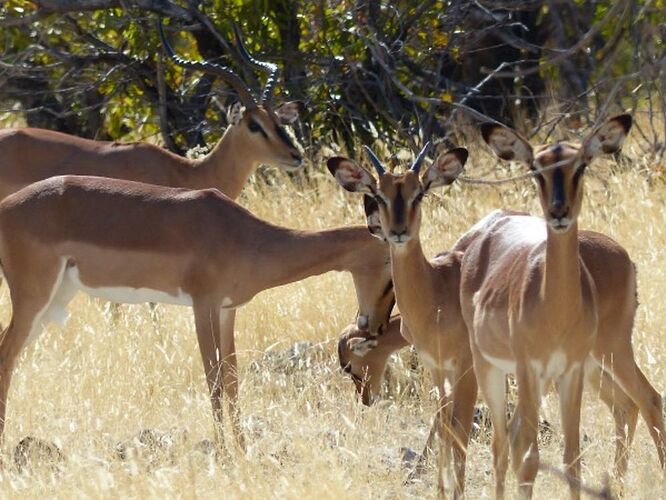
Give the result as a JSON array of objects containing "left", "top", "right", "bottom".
[
  {"left": 158, "top": 19, "right": 304, "bottom": 170},
  {"left": 482, "top": 114, "right": 632, "bottom": 233},
  {"left": 337, "top": 325, "right": 386, "bottom": 406},
  {"left": 327, "top": 144, "right": 468, "bottom": 248}
]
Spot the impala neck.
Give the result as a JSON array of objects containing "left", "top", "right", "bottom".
[
  {"left": 251, "top": 226, "right": 386, "bottom": 291},
  {"left": 388, "top": 238, "right": 435, "bottom": 326},
  {"left": 194, "top": 126, "right": 257, "bottom": 200},
  {"left": 541, "top": 222, "right": 583, "bottom": 311}
]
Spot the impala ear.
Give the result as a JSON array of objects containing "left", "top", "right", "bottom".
[
  {"left": 227, "top": 101, "right": 245, "bottom": 125},
  {"left": 274, "top": 101, "right": 303, "bottom": 125},
  {"left": 327, "top": 157, "right": 377, "bottom": 194},
  {"left": 421, "top": 147, "right": 467, "bottom": 192},
  {"left": 363, "top": 195, "right": 385, "bottom": 240},
  {"left": 583, "top": 114, "right": 632, "bottom": 161},
  {"left": 481, "top": 123, "right": 533, "bottom": 164}
]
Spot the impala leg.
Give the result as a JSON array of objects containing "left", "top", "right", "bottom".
[
  {"left": 586, "top": 362, "right": 638, "bottom": 478},
  {"left": 512, "top": 364, "right": 540, "bottom": 500},
  {"left": 193, "top": 304, "right": 245, "bottom": 452},
  {"left": 450, "top": 363, "right": 478, "bottom": 499},
  {"left": 434, "top": 373, "right": 454, "bottom": 499},
  {"left": 596, "top": 344, "right": 666, "bottom": 468},
  {"left": 0, "top": 258, "right": 67, "bottom": 443},
  {"left": 559, "top": 364, "right": 585, "bottom": 500},
  {"left": 218, "top": 308, "right": 244, "bottom": 452},
  {"left": 0, "top": 318, "right": 26, "bottom": 443},
  {"left": 473, "top": 349, "right": 508, "bottom": 499}
]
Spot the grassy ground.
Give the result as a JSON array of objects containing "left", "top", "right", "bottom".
[{"left": 0, "top": 134, "right": 665, "bottom": 498}]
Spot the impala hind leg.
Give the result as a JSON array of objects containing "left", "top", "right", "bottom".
[
  {"left": 596, "top": 344, "right": 666, "bottom": 468},
  {"left": 193, "top": 304, "right": 245, "bottom": 452},
  {"left": 473, "top": 350, "right": 508, "bottom": 499},
  {"left": 559, "top": 365, "right": 585, "bottom": 500},
  {"left": 450, "top": 364, "right": 478, "bottom": 498},
  {"left": 0, "top": 258, "right": 67, "bottom": 442},
  {"left": 586, "top": 362, "right": 638, "bottom": 478}
]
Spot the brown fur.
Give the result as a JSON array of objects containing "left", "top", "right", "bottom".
[
  {"left": 0, "top": 101, "right": 302, "bottom": 202},
  {"left": 0, "top": 175, "right": 392, "bottom": 450}
]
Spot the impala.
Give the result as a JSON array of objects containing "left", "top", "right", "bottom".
[
  {"left": 338, "top": 316, "right": 407, "bottom": 406},
  {"left": 459, "top": 114, "right": 666, "bottom": 499},
  {"left": 0, "top": 176, "right": 393, "bottom": 449},
  {"left": 0, "top": 21, "right": 303, "bottom": 203},
  {"left": 336, "top": 121, "right": 665, "bottom": 492},
  {"left": 328, "top": 144, "right": 476, "bottom": 498}
]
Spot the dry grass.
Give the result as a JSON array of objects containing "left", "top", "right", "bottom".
[{"left": 1, "top": 137, "right": 665, "bottom": 499}]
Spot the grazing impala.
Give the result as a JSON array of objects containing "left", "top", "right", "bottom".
[
  {"left": 0, "top": 175, "right": 393, "bottom": 449},
  {"left": 459, "top": 114, "right": 666, "bottom": 499},
  {"left": 0, "top": 21, "right": 303, "bottom": 203},
  {"left": 338, "top": 316, "right": 407, "bottom": 406},
  {"left": 328, "top": 144, "right": 476, "bottom": 498}
]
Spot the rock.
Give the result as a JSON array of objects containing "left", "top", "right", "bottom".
[{"left": 14, "top": 436, "right": 65, "bottom": 474}]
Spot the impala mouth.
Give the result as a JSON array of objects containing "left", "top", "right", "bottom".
[
  {"left": 388, "top": 233, "right": 411, "bottom": 246},
  {"left": 548, "top": 217, "right": 573, "bottom": 232}
]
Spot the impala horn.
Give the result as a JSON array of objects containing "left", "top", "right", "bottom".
[
  {"left": 232, "top": 22, "right": 279, "bottom": 106},
  {"left": 158, "top": 19, "right": 257, "bottom": 110},
  {"left": 410, "top": 142, "right": 431, "bottom": 174},
  {"left": 363, "top": 146, "right": 386, "bottom": 176}
]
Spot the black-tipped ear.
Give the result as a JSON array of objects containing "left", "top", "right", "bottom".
[
  {"left": 449, "top": 147, "right": 469, "bottom": 166},
  {"left": 583, "top": 114, "right": 632, "bottom": 160},
  {"left": 363, "top": 194, "right": 385, "bottom": 240},
  {"left": 274, "top": 101, "right": 303, "bottom": 124},
  {"left": 480, "top": 123, "right": 499, "bottom": 147},
  {"left": 327, "top": 157, "right": 377, "bottom": 194},
  {"left": 613, "top": 114, "right": 632, "bottom": 134},
  {"left": 421, "top": 147, "right": 467, "bottom": 192},
  {"left": 481, "top": 122, "right": 533, "bottom": 163}
]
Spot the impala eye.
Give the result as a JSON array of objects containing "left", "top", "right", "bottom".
[
  {"left": 248, "top": 120, "right": 266, "bottom": 136},
  {"left": 413, "top": 192, "right": 424, "bottom": 204}
]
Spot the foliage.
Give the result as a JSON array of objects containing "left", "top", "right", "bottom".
[{"left": 0, "top": 1, "right": 664, "bottom": 158}]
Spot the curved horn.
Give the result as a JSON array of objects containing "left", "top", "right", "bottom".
[
  {"left": 410, "top": 141, "right": 431, "bottom": 173},
  {"left": 363, "top": 146, "right": 385, "bottom": 176},
  {"left": 158, "top": 19, "right": 257, "bottom": 109},
  {"left": 232, "top": 22, "right": 279, "bottom": 105}
]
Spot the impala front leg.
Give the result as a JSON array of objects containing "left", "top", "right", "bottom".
[
  {"left": 218, "top": 308, "right": 245, "bottom": 452},
  {"left": 194, "top": 303, "right": 245, "bottom": 452},
  {"left": 559, "top": 364, "right": 584, "bottom": 500}
]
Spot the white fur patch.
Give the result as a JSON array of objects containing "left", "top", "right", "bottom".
[
  {"left": 68, "top": 266, "right": 192, "bottom": 306},
  {"left": 481, "top": 352, "right": 516, "bottom": 373}
]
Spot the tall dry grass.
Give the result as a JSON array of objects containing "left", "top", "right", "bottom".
[{"left": 0, "top": 133, "right": 665, "bottom": 499}]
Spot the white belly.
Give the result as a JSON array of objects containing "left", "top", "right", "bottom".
[{"left": 67, "top": 266, "right": 193, "bottom": 306}]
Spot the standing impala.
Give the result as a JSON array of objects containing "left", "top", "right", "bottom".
[
  {"left": 459, "top": 115, "right": 664, "bottom": 499},
  {"left": 328, "top": 145, "right": 476, "bottom": 498},
  {"left": 336, "top": 122, "right": 665, "bottom": 489},
  {"left": 0, "top": 175, "right": 393, "bottom": 449},
  {"left": 0, "top": 21, "right": 303, "bottom": 202}
]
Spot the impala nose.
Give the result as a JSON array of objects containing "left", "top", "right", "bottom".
[
  {"left": 549, "top": 201, "right": 568, "bottom": 220},
  {"left": 389, "top": 230, "right": 408, "bottom": 243}
]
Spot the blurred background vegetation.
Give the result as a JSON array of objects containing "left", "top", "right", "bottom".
[{"left": 0, "top": 0, "right": 664, "bottom": 160}]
